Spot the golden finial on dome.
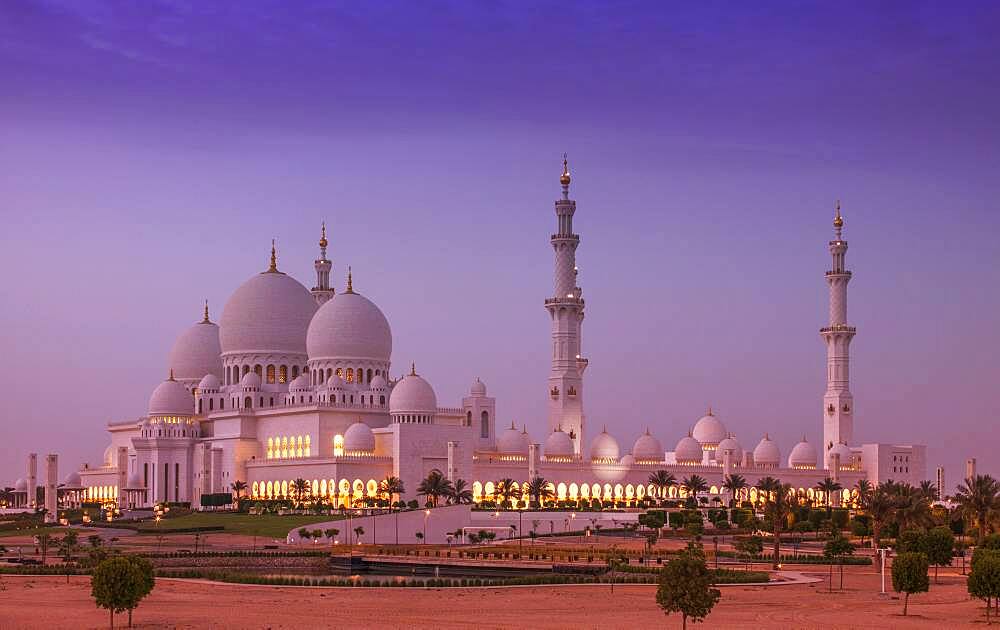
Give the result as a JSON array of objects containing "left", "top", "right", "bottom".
[
  {"left": 410, "top": 361, "right": 416, "bottom": 376},
  {"left": 833, "top": 200, "right": 844, "bottom": 229},
  {"left": 319, "top": 221, "right": 328, "bottom": 249},
  {"left": 267, "top": 239, "right": 278, "bottom": 272},
  {"left": 168, "top": 368, "right": 175, "bottom": 381},
  {"left": 559, "top": 153, "right": 571, "bottom": 186},
  {"left": 202, "top": 300, "right": 210, "bottom": 323},
  {"left": 707, "top": 405, "right": 713, "bottom": 416},
  {"left": 345, "top": 266, "right": 354, "bottom": 293}
]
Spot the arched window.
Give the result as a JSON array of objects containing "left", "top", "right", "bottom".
[
  {"left": 242, "top": 365, "right": 250, "bottom": 376},
  {"left": 266, "top": 364, "right": 276, "bottom": 384},
  {"left": 258, "top": 396, "right": 264, "bottom": 407},
  {"left": 254, "top": 364, "right": 262, "bottom": 378},
  {"left": 367, "top": 369, "right": 373, "bottom": 383},
  {"left": 379, "top": 395, "right": 385, "bottom": 405},
  {"left": 333, "top": 435, "right": 344, "bottom": 457},
  {"left": 244, "top": 396, "right": 252, "bottom": 408},
  {"left": 279, "top": 365, "right": 288, "bottom": 384},
  {"left": 209, "top": 398, "right": 214, "bottom": 411},
  {"left": 198, "top": 399, "right": 203, "bottom": 414},
  {"left": 291, "top": 365, "right": 299, "bottom": 379},
  {"left": 346, "top": 368, "right": 354, "bottom": 383},
  {"left": 356, "top": 368, "right": 363, "bottom": 384},
  {"left": 466, "top": 411, "right": 472, "bottom": 426},
  {"left": 220, "top": 398, "right": 225, "bottom": 410},
  {"left": 480, "top": 411, "right": 489, "bottom": 438},
  {"left": 335, "top": 368, "right": 343, "bottom": 379},
  {"left": 269, "top": 397, "right": 274, "bottom": 407}
]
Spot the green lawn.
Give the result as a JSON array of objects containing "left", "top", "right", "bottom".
[
  {"left": 0, "top": 525, "right": 62, "bottom": 539},
  {"left": 136, "top": 512, "right": 340, "bottom": 539}
]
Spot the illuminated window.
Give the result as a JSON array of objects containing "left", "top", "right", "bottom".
[
  {"left": 266, "top": 365, "right": 276, "bottom": 384},
  {"left": 304, "top": 435, "right": 311, "bottom": 457},
  {"left": 346, "top": 368, "right": 354, "bottom": 383},
  {"left": 367, "top": 369, "right": 373, "bottom": 383},
  {"left": 335, "top": 368, "right": 343, "bottom": 379},
  {"left": 254, "top": 364, "right": 262, "bottom": 378},
  {"left": 279, "top": 365, "right": 288, "bottom": 383},
  {"left": 333, "top": 434, "right": 344, "bottom": 457}
]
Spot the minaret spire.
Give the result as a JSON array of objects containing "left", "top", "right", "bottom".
[
  {"left": 821, "top": 199, "right": 856, "bottom": 468},
  {"left": 312, "top": 221, "right": 334, "bottom": 305},
  {"left": 202, "top": 300, "right": 210, "bottom": 323},
  {"left": 345, "top": 266, "right": 354, "bottom": 294},
  {"left": 546, "top": 153, "right": 587, "bottom": 455}
]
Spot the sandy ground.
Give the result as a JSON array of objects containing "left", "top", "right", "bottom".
[{"left": 0, "top": 567, "right": 991, "bottom": 629}]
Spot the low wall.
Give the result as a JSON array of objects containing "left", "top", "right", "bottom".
[
  {"left": 468, "top": 510, "right": 640, "bottom": 537},
  {"left": 152, "top": 555, "right": 328, "bottom": 572}
]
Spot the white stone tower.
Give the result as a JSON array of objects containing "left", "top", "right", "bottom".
[
  {"left": 27, "top": 453, "right": 37, "bottom": 509},
  {"left": 312, "top": 222, "right": 334, "bottom": 305},
  {"left": 821, "top": 201, "right": 856, "bottom": 468},
  {"left": 546, "top": 155, "right": 588, "bottom": 455},
  {"left": 44, "top": 454, "right": 58, "bottom": 522}
]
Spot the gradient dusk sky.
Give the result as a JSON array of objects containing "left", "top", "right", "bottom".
[{"left": 1, "top": 1, "right": 998, "bottom": 486}]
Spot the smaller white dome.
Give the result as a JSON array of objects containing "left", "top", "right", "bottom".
[
  {"left": 126, "top": 472, "right": 144, "bottom": 489},
  {"left": 692, "top": 408, "right": 727, "bottom": 446},
  {"left": 289, "top": 374, "right": 311, "bottom": 392},
  {"left": 240, "top": 372, "right": 261, "bottom": 389},
  {"left": 632, "top": 428, "right": 663, "bottom": 462},
  {"left": 714, "top": 434, "right": 743, "bottom": 464},
  {"left": 369, "top": 374, "right": 388, "bottom": 389},
  {"left": 62, "top": 472, "right": 82, "bottom": 487},
  {"left": 753, "top": 434, "right": 781, "bottom": 466},
  {"left": 198, "top": 374, "right": 221, "bottom": 391},
  {"left": 590, "top": 428, "right": 621, "bottom": 462},
  {"left": 103, "top": 445, "right": 116, "bottom": 467},
  {"left": 619, "top": 453, "right": 635, "bottom": 467},
  {"left": 343, "top": 421, "right": 376, "bottom": 454},
  {"left": 788, "top": 436, "right": 817, "bottom": 469},
  {"left": 497, "top": 422, "right": 530, "bottom": 455},
  {"left": 149, "top": 376, "right": 194, "bottom": 416},
  {"left": 828, "top": 441, "right": 852, "bottom": 464},
  {"left": 675, "top": 434, "right": 704, "bottom": 464},
  {"left": 470, "top": 378, "right": 487, "bottom": 397},
  {"left": 389, "top": 369, "right": 437, "bottom": 414},
  {"left": 326, "top": 374, "right": 346, "bottom": 390},
  {"left": 544, "top": 427, "right": 574, "bottom": 458},
  {"left": 15, "top": 478, "right": 27, "bottom": 492}
]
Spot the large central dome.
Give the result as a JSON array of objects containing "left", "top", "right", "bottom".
[
  {"left": 219, "top": 271, "right": 317, "bottom": 356},
  {"left": 307, "top": 290, "right": 392, "bottom": 362}
]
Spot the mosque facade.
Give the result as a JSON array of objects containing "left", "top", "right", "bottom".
[{"left": 9, "top": 160, "right": 925, "bottom": 514}]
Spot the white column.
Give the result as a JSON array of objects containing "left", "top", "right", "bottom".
[{"left": 27, "top": 453, "right": 38, "bottom": 508}]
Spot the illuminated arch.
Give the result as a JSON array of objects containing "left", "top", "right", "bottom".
[
  {"left": 625, "top": 484, "right": 634, "bottom": 499},
  {"left": 280, "top": 480, "right": 288, "bottom": 497},
  {"left": 613, "top": 484, "right": 623, "bottom": 499},
  {"left": 557, "top": 482, "right": 567, "bottom": 500},
  {"left": 333, "top": 435, "right": 344, "bottom": 457},
  {"left": 484, "top": 482, "right": 495, "bottom": 500},
  {"left": 569, "top": 483, "right": 579, "bottom": 499},
  {"left": 710, "top": 485, "right": 719, "bottom": 495},
  {"left": 367, "top": 479, "right": 378, "bottom": 496},
  {"left": 472, "top": 481, "right": 483, "bottom": 502},
  {"left": 580, "top": 483, "right": 590, "bottom": 498}
]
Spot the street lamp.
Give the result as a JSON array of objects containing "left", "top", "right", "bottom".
[{"left": 424, "top": 509, "right": 431, "bottom": 544}]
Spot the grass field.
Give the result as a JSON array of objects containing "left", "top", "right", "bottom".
[
  {"left": 0, "top": 525, "right": 60, "bottom": 539},
  {"left": 136, "top": 512, "right": 340, "bottom": 538}
]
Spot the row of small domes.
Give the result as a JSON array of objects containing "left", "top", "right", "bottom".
[{"left": 495, "top": 409, "right": 823, "bottom": 469}]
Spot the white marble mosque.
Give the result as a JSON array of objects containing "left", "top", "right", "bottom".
[{"left": 8, "top": 158, "right": 925, "bottom": 517}]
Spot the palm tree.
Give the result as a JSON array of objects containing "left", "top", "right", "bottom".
[
  {"left": 495, "top": 478, "right": 520, "bottom": 510},
  {"left": 723, "top": 474, "right": 748, "bottom": 506},
  {"left": 681, "top": 475, "right": 708, "bottom": 502},
  {"left": 526, "top": 476, "right": 554, "bottom": 508},
  {"left": 918, "top": 480, "right": 938, "bottom": 502},
  {"left": 292, "top": 478, "right": 309, "bottom": 508},
  {"left": 866, "top": 486, "right": 897, "bottom": 550},
  {"left": 762, "top": 483, "right": 794, "bottom": 569},
  {"left": 954, "top": 474, "right": 1000, "bottom": 544},
  {"left": 755, "top": 476, "right": 782, "bottom": 506},
  {"left": 816, "top": 478, "right": 842, "bottom": 508},
  {"left": 894, "top": 484, "right": 933, "bottom": 532},
  {"left": 449, "top": 479, "right": 474, "bottom": 505},
  {"left": 231, "top": 480, "right": 247, "bottom": 504},
  {"left": 854, "top": 479, "right": 873, "bottom": 508},
  {"left": 417, "top": 469, "right": 453, "bottom": 507},
  {"left": 648, "top": 470, "right": 676, "bottom": 500},
  {"left": 379, "top": 476, "right": 405, "bottom": 508}
]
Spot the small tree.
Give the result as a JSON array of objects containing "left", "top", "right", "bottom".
[
  {"left": 969, "top": 550, "right": 1000, "bottom": 624},
  {"left": 37, "top": 532, "right": 54, "bottom": 564},
  {"left": 124, "top": 556, "right": 154, "bottom": 628},
  {"left": 91, "top": 557, "right": 147, "bottom": 629},
  {"left": 924, "top": 526, "right": 955, "bottom": 584},
  {"left": 656, "top": 543, "right": 721, "bottom": 629},
  {"left": 735, "top": 536, "right": 763, "bottom": 572},
  {"left": 354, "top": 526, "right": 364, "bottom": 545},
  {"left": 324, "top": 528, "right": 339, "bottom": 545},
  {"left": 892, "top": 552, "right": 930, "bottom": 616},
  {"left": 823, "top": 531, "right": 854, "bottom": 590},
  {"left": 297, "top": 528, "right": 311, "bottom": 544}
]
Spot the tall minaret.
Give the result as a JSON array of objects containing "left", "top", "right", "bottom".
[
  {"left": 312, "top": 222, "right": 334, "bottom": 305},
  {"left": 821, "top": 201, "right": 856, "bottom": 469},
  {"left": 546, "top": 155, "right": 588, "bottom": 455}
]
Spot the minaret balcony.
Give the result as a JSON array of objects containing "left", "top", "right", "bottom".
[
  {"left": 550, "top": 233, "right": 580, "bottom": 241},
  {"left": 824, "top": 270, "right": 852, "bottom": 277},
  {"left": 545, "top": 296, "right": 585, "bottom": 307},
  {"left": 820, "top": 325, "right": 856, "bottom": 334}
]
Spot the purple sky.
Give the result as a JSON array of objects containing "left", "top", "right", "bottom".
[{"left": 1, "top": 1, "right": 998, "bottom": 487}]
